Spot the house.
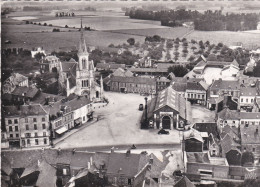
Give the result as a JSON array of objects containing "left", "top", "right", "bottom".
[
  {"left": 184, "top": 152, "right": 229, "bottom": 180},
  {"left": 239, "top": 86, "right": 260, "bottom": 112},
  {"left": 128, "top": 67, "right": 168, "bottom": 76},
  {"left": 172, "top": 81, "right": 187, "bottom": 98},
  {"left": 207, "top": 79, "right": 240, "bottom": 110},
  {"left": 112, "top": 68, "right": 133, "bottom": 77},
  {"left": 2, "top": 104, "right": 50, "bottom": 148},
  {"left": 217, "top": 108, "right": 240, "bottom": 130},
  {"left": 141, "top": 87, "right": 192, "bottom": 130},
  {"left": 240, "top": 122, "right": 260, "bottom": 162},
  {"left": 220, "top": 134, "right": 241, "bottom": 163},
  {"left": 106, "top": 150, "right": 150, "bottom": 187},
  {"left": 193, "top": 122, "right": 218, "bottom": 138},
  {"left": 105, "top": 76, "right": 157, "bottom": 94},
  {"left": 96, "top": 62, "right": 126, "bottom": 72},
  {"left": 2, "top": 73, "right": 29, "bottom": 94},
  {"left": 31, "top": 47, "right": 46, "bottom": 58},
  {"left": 183, "top": 129, "right": 204, "bottom": 152},
  {"left": 9, "top": 86, "right": 40, "bottom": 104},
  {"left": 240, "top": 112, "right": 260, "bottom": 126},
  {"left": 186, "top": 79, "right": 208, "bottom": 105},
  {"left": 40, "top": 55, "right": 60, "bottom": 73},
  {"left": 156, "top": 76, "right": 171, "bottom": 92},
  {"left": 208, "top": 133, "right": 220, "bottom": 157}
]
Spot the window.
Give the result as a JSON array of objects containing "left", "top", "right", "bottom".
[
  {"left": 25, "top": 118, "right": 28, "bottom": 123},
  {"left": 33, "top": 118, "right": 37, "bottom": 122},
  {"left": 35, "top": 133, "right": 38, "bottom": 137},
  {"left": 14, "top": 119, "right": 18, "bottom": 124},
  {"left": 42, "top": 123, "right": 46, "bottom": 129},
  {"left": 246, "top": 99, "right": 248, "bottom": 103},
  {"left": 15, "top": 126, "right": 18, "bottom": 131},
  {"left": 26, "top": 133, "right": 31, "bottom": 137},
  {"left": 198, "top": 95, "right": 200, "bottom": 99},
  {"left": 43, "top": 132, "right": 46, "bottom": 137},
  {"left": 8, "top": 120, "right": 12, "bottom": 124},
  {"left": 199, "top": 170, "right": 212, "bottom": 175},
  {"left": 16, "top": 134, "right": 19, "bottom": 138},
  {"left": 44, "top": 138, "right": 47, "bottom": 144},
  {"left": 251, "top": 99, "right": 254, "bottom": 103},
  {"left": 253, "top": 148, "right": 255, "bottom": 152},
  {"left": 35, "top": 139, "right": 39, "bottom": 145},
  {"left": 9, "top": 126, "right": 13, "bottom": 132},
  {"left": 241, "top": 121, "right": 244, "bottom": 124},
  {"left": 42, "top": 117, "right": 45, "bottom": 122},
  {"left": 10, "top": 134, "right": 13, "bottom": 138},
  {"left": 26, "top": 125, "right": 29, "bottom": 130},
  {"left": 34, "top": 124, "right": 37, "bottom": 130},
  {"left": 63, "top": 168, "right": 68, "bottom": 175},
  {"left": 241, "top": 98, "right": 243, "bottom": 103},
  {"left": 27, "top": 139, "right": 30, "bottom": 144},
  {"left": 83, "top": 116, "right": 85, "bottom": 121}
]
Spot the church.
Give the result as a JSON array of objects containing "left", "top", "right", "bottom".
[{"left": 58, "top": 19, "right": 104, "bottom": 102}]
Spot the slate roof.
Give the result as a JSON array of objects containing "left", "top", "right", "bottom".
[
  {"left": 240, "top": 112, "right": 260, "bottom": 119},
  {"left": 240, "top": 87, "right": 259, "bottom": 96},
  {"left": 220, "top": 125, "right": 239, "bottom": 140},
  {"left": 106, "top": 152, "right": 148, "bottom": 177},
  {"left": 110, "top": 76, "right": 156, "bottom": 85},
  {"left": 70, "top": 152, "right": 94, "bottom": 169},
  {"left": 193, "top": 123, "right": 218, "bottom": 138},
  {"left": 172, "top": 82, "right": 187, "bottom": 92},
  {"left": 35, "top": 159, "right": 57, "bottom": 187},
  {"left": 60, "top": 61, "right": 77, "bottom": 72},
  {"left": 3, "top": 104, "right": 48, "bottom": 117},
  {"left": 174, "top": 176, "right": 195, "bottom": 187},
  {"left": 63, "top": 96, "right": 92, "bottom": 111},
  {"left": 31, "top": 92, "right": 65, "bottom": 105},
  {"left": 12, "top": 86, "right": 39, "bottom": 98},
  {"left": 128, "top": 67, "right": 168, "bottom": 73},
  {"left": 220, "top": 134, "right": 241, "bottom": 155},
  {"left": 186, "top": 81, "right": 206, "bottom": 91},
  {"left": 96, "top": 63, "right": 109, "bottom": 69},
  {"left": 240, "top": 124, "right": 260, "bottom": 145},
  {"left": 218, "top": 108, "right": 240, "bottom": 120}
]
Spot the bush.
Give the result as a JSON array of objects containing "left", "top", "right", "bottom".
[
  {"left": 38, "top": 23, "right": 41, "bottom": 25},
  {"left": 52, "top": 28, "right": 60, "bottom": 32},
  {"left": 25, "top": 21, "right": 29, "bottom": 24},
  {"left": 43, "top": 23, "right": 47, "bottom": 26},
  {"left": 49, "top": 24, "right": 52, "bottom": 26},
  {"left": 65, "top": 25, "right": 69, "bottom": 28}
]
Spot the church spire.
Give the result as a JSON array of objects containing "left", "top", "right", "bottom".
[{"left": 78, "top": 17, "right": 88, "bottom": 54}]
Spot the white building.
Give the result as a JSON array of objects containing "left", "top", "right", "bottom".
[{"left": 31, "top": 47, "right": 46, "bottom": 58}]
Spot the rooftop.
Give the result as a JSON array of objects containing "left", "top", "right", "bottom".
[
  {"left": 240, "top": 124, "right": 260, "bottom": 145},
  {"left": 110, "top": 76, "right": 156, "bottom": 85},
  {"left": 3, "top": 104, "right": 48, "bottom": 117},
  {"left": 193, "top": 122, "right": 218, "bottom": 138},
  {"left": 218, "top": 108, "right": 240, "bottom": 120},
  {"left": 12, "top": 86, "right": 39, "bottom": 98},
  {"left": 210, "top": 79, "right": 240, "bottom": 90},
  {"left": 240, "top": 86, "right": 259, "bottom": 96}
]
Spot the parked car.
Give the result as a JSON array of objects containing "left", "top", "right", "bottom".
[
  {"left": 158, "top": 129, "right": 169, "bottom": 135},
  {"left": 139, "top": 104, "right": 143, "bottom": 111}
]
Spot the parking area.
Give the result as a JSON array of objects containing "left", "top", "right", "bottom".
[{"left": 55, "top": 92, "right": 181, "bottom": 149}]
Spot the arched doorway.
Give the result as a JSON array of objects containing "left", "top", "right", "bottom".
[
  {"left": 52, "top": 67, "right": 58, "bottom": 73},
  {"left": 162, "top": 116, "right": 171, "bottom": 129},
  {"left": 96, "top": 91, "right": 99, "bottom": 98}
]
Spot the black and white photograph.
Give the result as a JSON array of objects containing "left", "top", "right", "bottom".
[{"left": 1, "top": 0, "right": 260, "bottom": 186}]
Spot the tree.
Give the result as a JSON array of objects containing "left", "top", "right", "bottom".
[
  {"left": 65, "top": 25, "right": 69, "bottom": 28},
  {"left": 191, "top": 39, "right": 196, "bottom": 44},
  {"left": 43, "top": 23, "right": 47, "bottom": 26},
  {"left": 191, "top": 46, "right": 197, "bottom": 52},
  {"left": 127, "top": 38, "right": 135, "bottom": 46},
  {"left": 25, "top": 21, "right": 29, "bottom": 24},
  {"left": 168, "top": 65, "right": 188, "bottom": 77},
  {"left": 241, "top": 151, "right": 254, "bottom": 166},
  {"left": 34, "top": 52, "right": 45, "bottom": 61}
]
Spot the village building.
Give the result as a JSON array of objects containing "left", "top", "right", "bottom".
[
  {"left": 142, "top": 87, "right": 192, "bottom": 130},
  {"left": 239, "top": 86, "right": 260, "bottom": 112},
  {"left": 217, "top": 108, "right": 240, "bottom": 130},
  {"left": 58, "top": 19, "right": 103, "bottom": 101},
  {"left": 183, "top": 128, "right": 205, "bottom": 152},
  {"left": 2, "top": 104, "right": 50, "bottom": 148},
  {"left": 96, "top": 62, "right": 126, "bottom": 72},
  {"left": 40, "top": 55, "right": 60, "bottom": 73},
  {"left": 156, "top": 76, "right": 171, "bottom": 92},
  {"left": 2, "top": 73, "right": 29, "bottom": 94},
  {"left": 105, "top": 76, "right": 157, "bottom": 94},
  {"left": 185, "top": 79, "right": 208, "bottom": 105},
  {"left": 31, "top": 47, "right": 46, "bottom": 58}
]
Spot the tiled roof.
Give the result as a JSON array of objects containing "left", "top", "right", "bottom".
[
  {"left": 3, "top": 104, "right": 48, "bottom": 117},
  {"left": 113, "top": 68, "right": 125, "bottom": 76},
  {"left": 12, "top": 86, "right": 39, "bottom": 98},
  {"left": 63, "top": 96, "right": 92, "bottom": 112},
  {"left": 110, "top": 76, "right": 156, "bottom": 85},
  {"left": 184, "top": 128, "right": 204, "bottom": 142},
  {"left": 96, "top": 63, "right": 109, "bottom": 69},
  {"left": 220, "top": 125, "right": 239, "bottom": 140},
  {"left": 218, "top": 108, "right": 240, "bottom": 120},
  {"left": 107, "top": 152, "right": 148, "bottom": 177},
  {"left": 70, "top": 152, "right": 94, "bottom": 169},
  {"left": 210, "top": 79, "right": 240, "bottom": 90},
  {"left": 186, "top": 81, "right": 206, "bottom": 91},
  {"left": 31, "top": 92, "right": 65, "bottom": 105},
  {"left": 128, "top": 67, "right": 168, "bottom": 73},
  {"left": 240, "top": 87, "right": 259, "bottom": 96},
  {"left": 109, "top": 63, "right": 126, "bottom": 70},
  {"left": 240, "top": 124, "right": 260, "bottom": 145},
  {"left": 61, "top": 61, "right": 77, "bottom": 72},
  {"left": 186, "top": 152, "right": 209, "bottom": 163},
  {"left": 35, "top": 159, "right": 57, "bottom": 187}
]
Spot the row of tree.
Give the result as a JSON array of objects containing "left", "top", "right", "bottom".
[{"left": 127, "top": 9, "right": 259, "bottom": 31}]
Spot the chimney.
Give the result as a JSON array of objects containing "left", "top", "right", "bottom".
[
  {"left": 149, "top": 154, "right": 153, "bottom": 164},
  {"left": 58, "top": 147, "right": 61, "bottom": 155},
  {"left": 111, "top": 147, "right": 114, "bottom": 153},
  {"left": 126, "top": 149, "right": 131, "bottom": 157}
]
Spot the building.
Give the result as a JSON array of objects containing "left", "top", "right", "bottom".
[
  {"left": 9, "top": 86, "right": 40, "bottom": 104},
  {"left": 184, "top": 152, "right": 229, "bottom": 180},
  {"left": 58, "top": 19, "right": 103, "bottom": 101},
  {"left": 217, "top": 108, "right": 240, "bottom": 130},
  {"left": 2, "top": 73, "right": 29, "bottom": 94},
  {"left": 156, "top": 76, "right": 171, "bottom": 92},
  {"left": 142, "top": 87, "right": 192, "bottom": 130},
  {"left": 106, "top": 150, "right": 150, "bottom": 186},
  {"left": 31, "top": 47, "right": 46, "bottom": 58},
  {"left": 105, "top": 76, "right": 157, "bottom": 94},
  {"left": 240, "top": 121, "right": 260, "bottom": 162},
  {"left": 239, "top": 86, "right": 260, "bottom": 112},
  {"left": 2, "top": 104, "right": 50, "bottom": 148},
  {"left": 40, "top": 55, "right": 60, "bottom": 73},
  {"left": 186, "top": 79, "right": 208, "bottom": 105},
  {"left": 96, "top": 62, "right": 126, "bottom": 72},
  {"left": 1, "top": 130, "right": 9, "bottom": 149},
  {"left": 183, "top": 129, "right": 204, "bottom": 152}
]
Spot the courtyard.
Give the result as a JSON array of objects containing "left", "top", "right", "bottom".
[{"left": 55, "top": 92, "right": 182, "bottom": 149}]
